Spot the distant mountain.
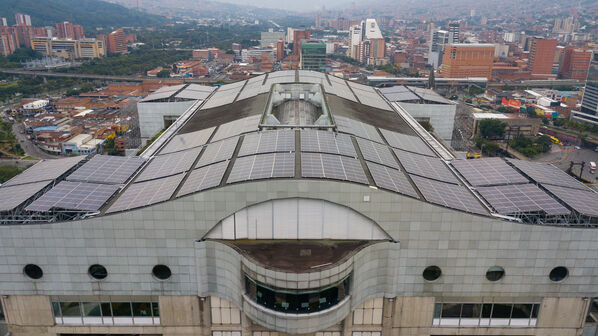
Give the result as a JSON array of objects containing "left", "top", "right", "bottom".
[{"left": 0, "top": 0, "right": 167, "bottom": 29}]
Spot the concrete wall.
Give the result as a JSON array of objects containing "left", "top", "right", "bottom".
[
  {"left": 137, "top": 100, "right": 197, "bottom": 139},
  {"left": 397, "top": 102, "right": 456, "bottom": 142}
]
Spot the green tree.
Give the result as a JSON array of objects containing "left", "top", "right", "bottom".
[
  {"left": 418, "top": 120, "right": 434, "bottom": 132},
  {"left": 479, "top": 119, "right": 506, "bottom": 139},
  {"left": 157, "top": 69, "right": 171, "bottom": 78},
  {"left": 0, "top": 164, "right": 23, "bottom": 183}
]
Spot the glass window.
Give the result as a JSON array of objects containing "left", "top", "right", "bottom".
[
  {"left": 88, "top": 264, "right": 108, "bottom": 280},
  {"left": 511, "top": 304, "right": 533, "bottom": 319},
  {"left": 51, "top": 302, "right": 61, "bottom": 317},
  {"left": 433, "top": 303, "right": 442, "bottom": 318},
  {"left": 481, "top": 304, "right": 493, "bottom": 318},
  {"left": 152, "top": 302, "right": 160, "bottom": 317},
  {"left": 0, "top": 299, "right": 4, "bottom": 321},
  {"left": 461, "top": 304, "right": 482, "bottom": 318},
  {"left": 531, "top": 304, "right": 539, "bottom": 318},
  {"left": 486, "top": 266, "right": 505, "bottom": 282},
  {"left": 60, "top": 302, "right": 81, "bottom": 317},
  {"left": 441, "top": 303, "right": 461, "bottom": 318},
  {"left": 549, "top": 266, "right": 568, "bottom": 282},
  {"left": 423, "top": 266, "right": 442, "bottom": 281},
  {"left": 132, "top": 302, "right": 152, "bottom": 317},
  {"left": 101, "top": 303, "right": 112, "bottom": 317},
  {"left": 491, "top": 304, "right": 512, "bottom": 318},
  {"left": 111, "top": 302, "right": 132, "bottom": 317},
  {"left": 81, "top": 302, "right": 102, "bottom": 317}
]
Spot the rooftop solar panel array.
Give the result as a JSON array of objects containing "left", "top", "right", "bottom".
[
  {"left": 264, "top": 71, "right": 296, "bottom": 86},
  {"left": 301, "top": 152, "right": 368, "bottom": 185},
  {"left": 175, "top": 84, "right": 215, "bottom": 100},
  {"left": 0, "top": 181, "right": 52, "bottom": 212},
  {"left": 177, "top": 161, "right": 229, "bottom": 197},
  {"left": 366, "top": 162, "right": 418, "bottom": 198},
  {"left": 159, "top": 127, "right": 216, "bottom": 154},
  {"left": 300, "top": 130, "right": 356, "bottom": 157},
  {"left": 394, "top": 149, "right": 458, "bottom": 184},
  {"left": 356, "top": 138, "right": 399, "bottom": 169},
  {"left": 542, "top": 184, "right": 598, "bottom": 217},
  {"left": 211, "top": 115, "right": 261, "bottom": 142},
  {"left": 26, "top": 181, "right": 119, "bottom": 212},
  {"left": 380, "top": 128, "right": 436, "bottom": 157},
  {"left": 107, "top": 173, "right": 185, "bottom": 213},
  {"left": 66, "top": 155, "right": 145, "bottom": 185},
  {"left": 408, "top": 86, "right": 453, "bottom": 104},
  {"left": 324, "top": 75, "right": 357, "bottom": 102},
  {"left": 136, "top": 147, "right": 201, "bottom": 182},
  {"left": 335, "top": 116, "right": 384, "bottom": 143},
  {"left": 196, "top": 137, "right": 239, "bottom": 168},
  {"left": 506, "top": 159, "right": 587, "bottom": 190},
  {"left": 239, "top": 130, "right": 295, "bottom": 156},
  {"left": 227, "top": 153, "right": 295, "bottom": 183},
  {"left": 237, "top": 75, "right": 269, "bottom": 101},
  {"left": 477, "top": 184, "right": 570, "bottom": 216},
  {"left": 379, "top": 86, "right": 420, "bottom": 102},
  {"left": 452, "top": 158, "right": 529, "bottom": 186},
  {"left": 410, "top": 175, "right": 487, "bottom": 215},
  {"left": 3, "top": 156, "right": 85, "bottom": 187},
  {"left": 348, "top": 82, "right": 393, "bottom": 111},
  {"left": 201, "top": 81, "right": 246, "bottom": 110}
]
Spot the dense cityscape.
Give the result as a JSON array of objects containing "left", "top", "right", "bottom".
[{"left": 0, "top": 0, "right": 597, "bottom": 335}]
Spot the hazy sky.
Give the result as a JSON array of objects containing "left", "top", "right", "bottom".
[{"left": 213, "top": 0, "right": 353, "bottom": 12}]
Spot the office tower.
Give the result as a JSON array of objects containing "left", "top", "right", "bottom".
[
  {"left": 577, "top": 53, "right": 598, "bottom": 114},
  {"left": 1, "top": 71, "right": 598, "bottom": 336},
  {"left": 56, "top": 22, "right": 75, "bottom": 39},
  {"left": 260, "top": 29, "right": 285, "bottom": 48},
  {"left": 14, "top": 13, "right": 31, "bottom": 26},
  {"left": 300, "top": 40, "right": 326, "bottom": 71},
  {"left": 292, "top": 30, "right": 310, "bottom": 56},
  {"left": 349, "top": 23, "right": 362, "bottom": 58},
  {"left": 276, "top": 39, "right": 284, "bottom": 60},
  {"left": 349, "top": 19, "right": 385, "bottom": 64},
  {"left": 440, "top": 44, "right": 495, "bottom": 79},
  {"left": 448, "top": 22, "right": 460, "bottom": 44},
  {"left": 106, "top": 29, "right": 127, "bottom": 54},
  {"left": 315, "top": 13, "right": 321, "bottom": 29},
  {"left": 559, "top": 46, "right": 592, "bottom": 80},
  {"left": 529, "top": 38, "right": 557, "bottom": 76},
  {"left": 428, "top": 29, "right": 449, "bottom": 69}
]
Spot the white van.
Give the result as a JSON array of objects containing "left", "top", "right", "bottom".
[{"left": 590, "top": 161, "right": 596, "bottom": 173}]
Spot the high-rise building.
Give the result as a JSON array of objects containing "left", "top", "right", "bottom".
[
  {"left": 300, "top": 40, "right": 326, "bottom": 71},
  {"left": 529, "top": 38, "right": 557, "bottom": 76},
  {"left": 260, "top": 29, "right": 285, "bottom": 48},
  {"left": 315, "top": 13, "right": 321, "bottom": 29},
  {"left": 14, "top": 13, "right": 31, "bottom": 26},
  {"left": 276, "top": 39, "right": 284, "bottom": 60},
  {"left": 0, "top": 32, "right": 16, "bottom": 56},
  {"left": 73, "top": 25, "right": 85, "bottom": 40},
  {"left": 13, "top": 25, "right": 35, "bottom": 48},
  {"left": 348, "top": 19, "right": 385, "bottom": 64},
  {"left": 440, "top": 44, "right": 495, "bottom": 79},
  {"left": 0, "top": 18, "right": 7, "bottom": 27},
  {"left": 428, "top": 29, "right": 449, "bottom": 69},
  {"left": 106, "top": 29, "right": 127, "bottom": 54},
  {"left": 56, "top": 22, "right": 75, "bottom": 39},
  {"left": 1, "top": 71, "right": 598, "bottom": 336},
  {"left": 571, "top": 52, "right": 598, "bottom": 124},
  {"left": 448, "top": 22, "right": 460, "bottom": 44},
  {"left": 559, "top": 46, "right": 592, "bottom": 80},
  {"left": 292, "top": 30, "right": 310, "bottom": 56}
]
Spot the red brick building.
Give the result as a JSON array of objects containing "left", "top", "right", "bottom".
[
  {"left": 440, "top": 44, "right": 495, "bottom": 79},
  {"left": 292, "top": 30, "right": 310, "bottom": 56},
  {"left": 529, "top": 38, "right": 557, "bottom": 77},
  {"left": 559, "top": 46, "right": 592, "bottom": 80}
]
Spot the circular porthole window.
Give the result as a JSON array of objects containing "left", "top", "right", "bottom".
[
  {"left": 152, "top": 264, "right": 172, "bottom": 280},
  {"left": 549, "top": 266, "right": 568, "bottom": 282},
  {"left": 88, "top": 264, "right": 108, "bottom": 280},
  {"left": 423, "top": 266, "right": 442, "bottom": 281},
  {"left": 23, "top": 264, "right": 43, "bottom": 280},
  {"left": 486, "top": 266, "right": 505, "bottom": 282}
]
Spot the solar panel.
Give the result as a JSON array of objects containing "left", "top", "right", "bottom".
[
  {"left": 196, "top": 137, "right": 239, "bottom": 168},
  {"left": 300, "top": 130, "right": 356, "bottom": 157},
  {"left": 107, "top": 173, "right": 185, "bottom": 213},
  {"left": 335, "top": 116, "right": 384, "bottom": 143},
  {"left": 177, "top": 161, "right": 229, "bottom": 197},
  {"left": 356, "top": 137, "right": 399, "bottom": 169},
  {"left": 0, "top": 181, "right": 52, "bottom": 212},
  {"left": 348, "top": 82, "right": 393, "bottom": 111},
  {"left": 380, "top": 128, "right": 436, "bottom": 157},
  {"left": 200, "top": 82, "right": 245, "bottom": 109},
  {"left": 325, "top": 75, "right": 357, "bottom": 101},
  {"left": 3, "top": 156, "right": 85, "bottom": 187},
  {"left": 410, "top": 175, "right": 488, "bottom": 215},
  {"left": 66, "top": 155, "right": 145, "bottom": 184},
  {"left": 160, "top": 126, "right": 216, "bottom": 154},
  {"left": 452, "top": 158, "right": 529, "bottom": 186},
  {"left": 507, "top": 159, "right": 587, "bottom": 190},
  {"left": 542, "top": 184, "right": 598, "bottom": 217},
  {"left": 227, "top": 153, "right": 295, "bottom": 183},
  {"left": 394, "top": 149, "right": 458, "bottom": 184},
  {"left": 239, "top": 130, "right": 295, "bottom": 156},
  {"left": 25, "top": 181, "right": 119, "bottom": 212},
  {"left": 301, "top": 152, "right": 368, "bottom": 184},
  {"left": 366, "top": 162, "right": 418, "bottom": 198},
  {"left": 211, "top": 115, "right": 261, "bottom": 142},
  {"left": 379, "top": 86, "right": 420, "bottom": 102},
  {"left": 477, "top": 184, "right": 570, "bottom": 216},
  {"left": 136, "top": 147, "right": 201, "bottom": 182}
]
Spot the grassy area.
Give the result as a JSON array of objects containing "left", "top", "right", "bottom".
[
  {"left": 0, "top": 119, "right": 24, "bottom": 157},
  {"left": 136, "top": 129, "right": 165, "bottom": 156},
  {"left": 0, "top": 164, "right": 26, "bottom": 183}
]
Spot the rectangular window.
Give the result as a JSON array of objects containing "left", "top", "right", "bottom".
[
  {"left": 491, "top": 304, "right": 512, "bottom": 318},
  {"left": 461, "top": 303, "right": 482, "bottom": 318},
  {"left": 82, "top": 302, "right": 101, "bottom": 317},
  {"left": 434, "top": 302, "right": 539, "bottom": 327},
  {"left": 0, "top": 299, "right": 4, "bottom": 321},
  {"left": 132, "top": 302, "right": 152, "bottom": 317},
  {"left": 441, "top": 303, "right": 461, "bottom": 318},
  {"left": 101, "top": 302, "right": 112, "bottom": 317},
  {"left": 152, "top": 302, "right": 160, "bottom": 317},
  {"left": 111, "top": 302, "right": 132, "bottom": 317},
  {"left": 52, "top": 302, "right": 61, "bottom": 317},
  {"left": 511, "top": 304, "right": 532, "bottom": 319},
  {"left": 60, "top": 302, "right": 81, "bottom": 317}
]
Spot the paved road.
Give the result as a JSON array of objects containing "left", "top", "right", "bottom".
[
  {"left": 535, "top": 144, "right": 598, "bottom": 183},
  {"left": 11, "top": 123, "right": 57, "bottom": 160}
]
